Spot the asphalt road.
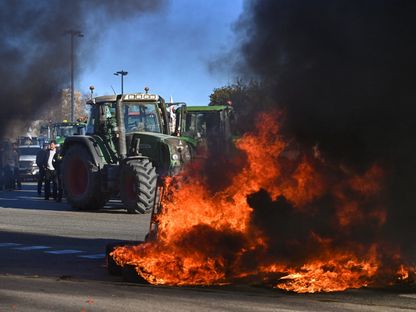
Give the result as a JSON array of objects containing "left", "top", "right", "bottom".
[{"left": 1, "top": 183, "right": 415, "bottom": 311}]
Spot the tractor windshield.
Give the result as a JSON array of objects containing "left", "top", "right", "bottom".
[
  {"left": 184, "top": 111, "right": 220, "bottom": 140},
  {"left": 54, "top": 125, "right": 85, "bottom": 137},
  {"left": 124, "top": 102, "right": 161, "bottom": 133}
]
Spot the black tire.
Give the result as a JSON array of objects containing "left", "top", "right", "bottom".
[
  {"left": 119, "top": 158, "right": 157, "bottom": 214},
  {"left": 122, "top": 264, "right": 149, "bottom": 284},
  {"left": 62, "top": 144, "right": 105, "bottom": 210}
]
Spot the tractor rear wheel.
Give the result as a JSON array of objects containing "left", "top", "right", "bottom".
[
  {"left": 119, "top": 158, "right": 157, "bottom": 214},
  {"left": 62, "top": 144, "right": 105, "bottom": 210}
]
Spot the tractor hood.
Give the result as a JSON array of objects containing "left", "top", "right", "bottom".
[
  {"left": 131, "top": 131, "right": 177, "bottom": 142},
  {"left": 126, "top": 131, "right": 192, "bottom": 176}
]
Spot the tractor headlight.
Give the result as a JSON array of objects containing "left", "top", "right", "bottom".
[
  {"left": 184, "top": 150, "right": 191, "bottom": 161},
  {"left": 171, "top": 153, "right": 179, "bottom": 161},
  {"left": 177, "top": 144, "right": 191, "bottom": 162}
]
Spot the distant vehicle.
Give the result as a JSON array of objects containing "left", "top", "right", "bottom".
[
  {"left": 17, "top": 136, "right": 43, "bottom": 146},
  {"left": 50, "top": 121, "right": 86, "bottom": 145},
  {"left": 174, "top": 104, "right": 235, "bottom": 156},
  {"left": 40, "top": 121, "right": 86, "bottom": 146},
  {"left": 18, "top": 145, "right": 42, "bottom": 181}
]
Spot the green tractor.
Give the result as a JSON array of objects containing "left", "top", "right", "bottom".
[
  {"left": 50, "top": 121, "right": 86, "bottom": 145},
  {"left": 60, "top": 89, "right": 192, "bottom": 213},
  {"left": 174, "top": 104, "right": 235, "bottom": 156}
]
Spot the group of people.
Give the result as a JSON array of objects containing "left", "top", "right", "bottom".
[
  {"left": 36, "top": 140, "right": 63, "bottom": 201},
  {"left": 0, "top": 142, "right": 22, "bottom": 191},
  {"left": 1, "top": 140, "right": 64, "bottom": 201}
]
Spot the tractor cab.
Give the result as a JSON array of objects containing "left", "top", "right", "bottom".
[
  {"left": 175, "top": 104, "right": 235, "bottom": 155},
  {"left": 84, "top": 90, "right": 190, "bottom": 172},
  {"left": 86, "top": 92, "right": 169, "bottom": 136},
  {"left": 50, "top": 121, "right": 86, "bottom": 145}
]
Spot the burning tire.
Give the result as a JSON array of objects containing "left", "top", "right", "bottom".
[
  {"left": 106, "top": 242, "right": 126, "bottom": 276},
  {"left": 119, "top": 158, "right": 157, "bottom": 214},
  {"left": 62, "top": 144, "right": 105, "bottom": 210},
  {"left": 106, "top": 241, "right": 148, "bottom": 284},
  {"left": 122, "top": 264, "right": 149, "bottom": 284}
]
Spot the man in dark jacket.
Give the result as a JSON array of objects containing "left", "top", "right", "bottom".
[
  {"left": 12, "top": 143, "right": 21, "bottom": 190},
  {"left": 2, "top": 142, "right": 18, "bottom": 191},
  {"left": 53, "top": 146, "right": 63, "bottom": 202},
  {"left": 0, "top": 142, "right": 4, "bottom": 191},
  {"left": 36, "top": 143, "right": 48, "bottom": 196}
]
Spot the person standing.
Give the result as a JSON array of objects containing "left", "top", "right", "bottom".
[
  {"left": 36, "top": 143, "right": 48, "bottom": 196},
  {"left": 12, "top": 143, "right": 21, "bottom": 190},
  {"left": 53, "top": 145, "right": 63, "bottom": 202},
  {"left": 43, "top": 140, "right": 57, "bottom": 200},
  {"left": 2, "top": 142, "right": 18, "bottom": 191},
  {"left": 0, "top": 142, "right": 5, "bottom": 191}
]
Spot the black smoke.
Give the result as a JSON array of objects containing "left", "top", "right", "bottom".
[
  {"left": 234, "top": 0, "right": 416, "bottom": 259},
  {"left": 0, "top": 0, "right": 164, "bottom": 138}
]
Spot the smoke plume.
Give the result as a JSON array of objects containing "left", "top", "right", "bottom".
[
  {"left": 234, "top": 0, "right": 416, "bottom": 259},
  {"left": 0, "top": 0, "right": 164, "bottom": 139}
]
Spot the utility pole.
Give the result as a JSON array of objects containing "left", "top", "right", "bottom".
[
  {"left": 65, "top": 29, "right": 83, "bottom": 122},
  {"left": 114, "top": 70, "right": 128, "bottom": 94}
]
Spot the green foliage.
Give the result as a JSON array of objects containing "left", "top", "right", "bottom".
[
  {"left": 209, "top": 79, "right": 276, "bottom": 133},
  {"left": 209, "top": 80, "right": 246, "bottom": 106},
  {"left": 209, "top": 86, "right": 238, "bottom": 106},
  {"left": 209, "top": 79, "right": 270, "bottom": 108}
]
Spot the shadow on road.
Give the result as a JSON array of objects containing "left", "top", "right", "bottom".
[
  {"left": 0, "top": 183, "right": 128, "bottom": 214},
  {"left": 0, "top": 230, "right": 131, "bottom": 282}
]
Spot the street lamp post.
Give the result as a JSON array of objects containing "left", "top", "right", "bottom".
[
  {"left": 89, "top": 85, "right": 94, "bottom": 99},
  {"left": 65, "top": 29, "right": 83, "bottom": 122},
  {"left": 114, "top": 70, "right": 128, "bottom": 94}
]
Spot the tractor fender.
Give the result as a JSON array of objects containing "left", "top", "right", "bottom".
[
  {"left": 62, "top": 135, "right": 105, "bottom": 168},
  {"left": 121, "top": 155, "right": 152, "bottom": 164}
]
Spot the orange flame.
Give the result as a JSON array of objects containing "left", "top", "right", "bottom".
[
  {"left": 277, "top": 247, "right": 379, "bottom": 293},
  {"left": 112, "top": 111, "right": 414, "bottom": 292}
]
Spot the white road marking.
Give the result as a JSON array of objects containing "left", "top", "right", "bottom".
[
  {"left": 399, "top": 294, "right": 416, "bottom": 299},
  {"left": 18, "top": 196, "right": 44, "bottom": 199},
  {"left": 13, "top": 245, "right": 51, "bottom": 251},
  {"left": 1, "top": 242, "right": 103, "bottom": 259},
  {"left": 78, "top": 253, "right": 106, "bottom": 259},
  {"left": 44, "top": 249, "right": 83, "bottom": 255},
  {"left": 0, "top": 243, "right": 21, "bottom": 247}
]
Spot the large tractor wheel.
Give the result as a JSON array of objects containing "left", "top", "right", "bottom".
[
  {"left": 62, "top": 144, "right": 105, "bottom": 210},
  {"left": 119, "top": 158, "right": 157, "bottom": 214}
]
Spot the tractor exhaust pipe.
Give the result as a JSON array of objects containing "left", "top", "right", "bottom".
[{"left": 115, "top": 95, "right": 127, "bottom": 160}]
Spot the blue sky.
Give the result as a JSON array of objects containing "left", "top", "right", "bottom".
[{"left": 79, "top": 0, "right": 244, "bottom": 105}]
